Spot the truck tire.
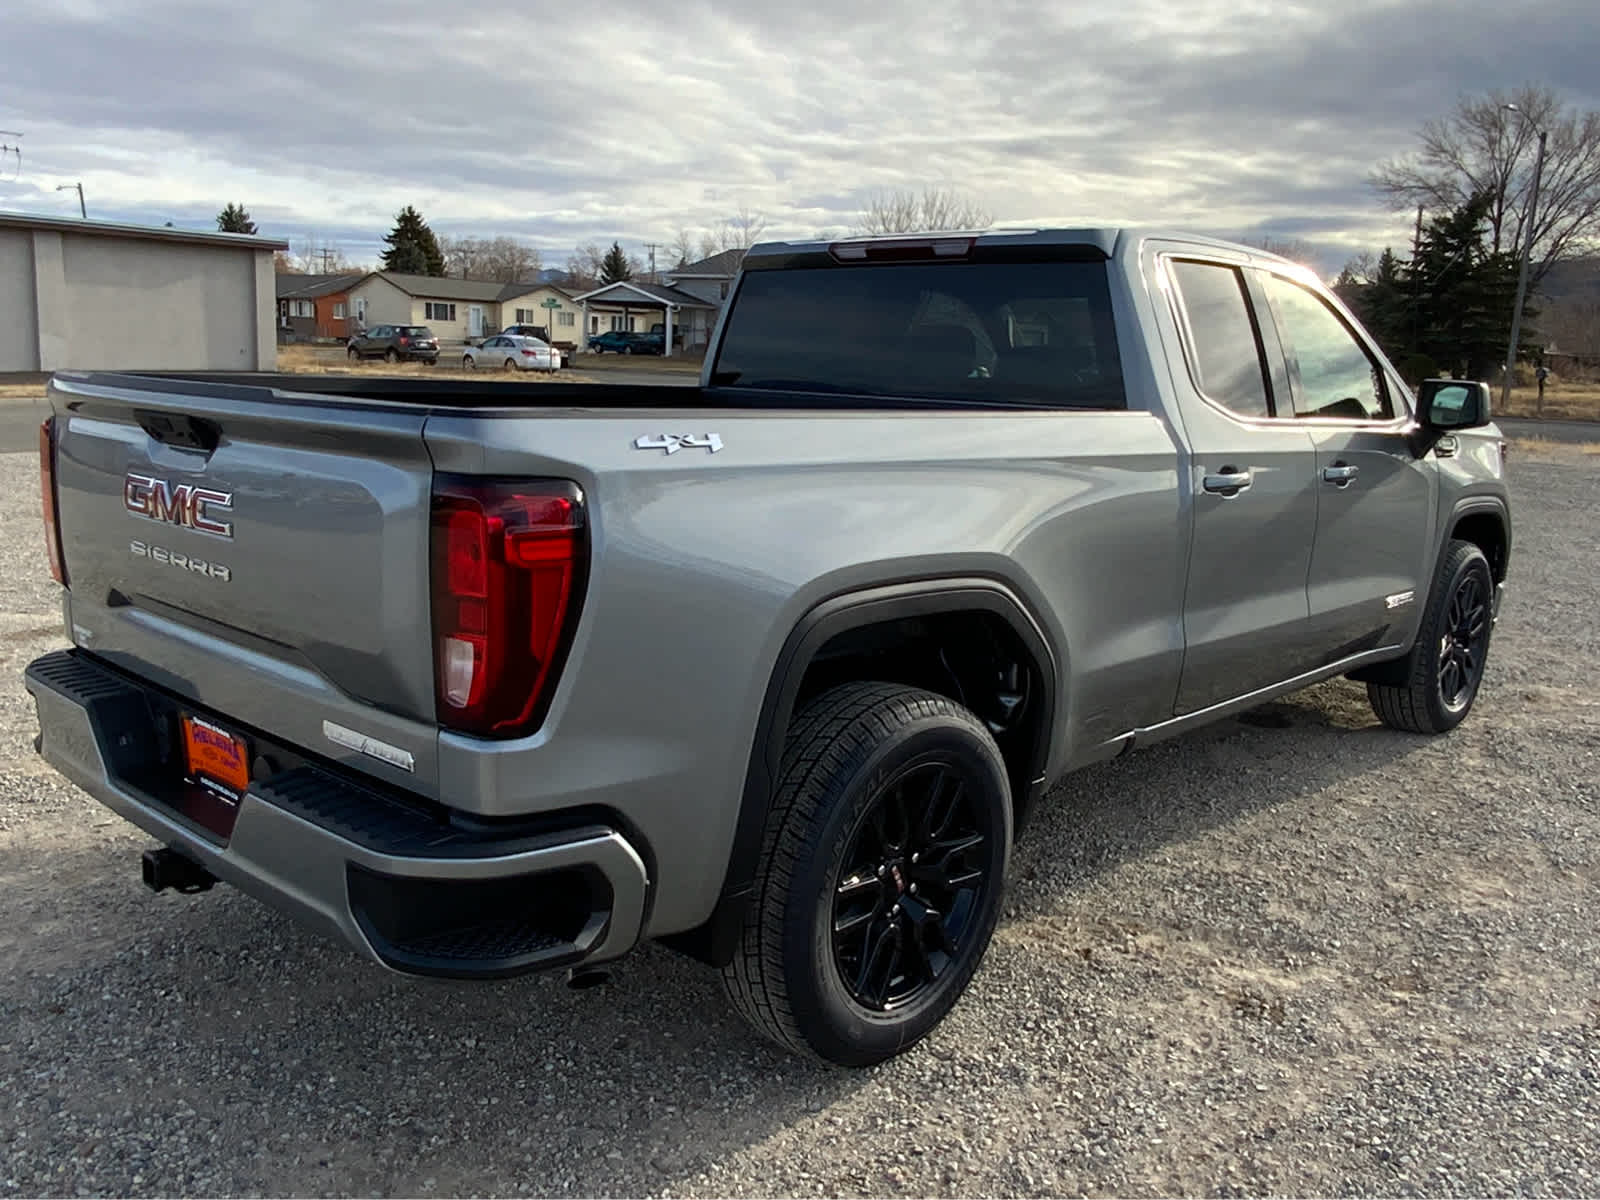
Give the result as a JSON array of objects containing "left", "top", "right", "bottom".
[
  {"left": 722, "top": 682, "right": 1012, "bottom": 1066},
  {"left": 1367, "top": 539, "right": 1494, "bottom": 734}
]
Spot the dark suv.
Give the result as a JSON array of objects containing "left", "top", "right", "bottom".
[{"left": 347, "top": 325, "right": 439, "bottom": 364}]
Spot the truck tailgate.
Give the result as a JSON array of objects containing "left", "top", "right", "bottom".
[{"left": 49, "top": 378, "right": 441, "bottom": 797}]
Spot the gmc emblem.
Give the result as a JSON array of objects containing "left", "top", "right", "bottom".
[{"left": 123, "top": 473, "right": 234, "bottom": 539}]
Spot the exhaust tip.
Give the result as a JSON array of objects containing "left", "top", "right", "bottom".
[
  {"left": 565, "top": 966, "right": 610, "bottom": 991},
  {"left": 142, "top": 847, "right": 217, "bottom": 895}
]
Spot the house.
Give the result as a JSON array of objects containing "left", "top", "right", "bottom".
[
  {"left": 0, "top": 210, "right": 285, "bottom": 372},
  {"left": 496, "top": 283, "right": 584, "bottom": 348},
  {"left": 344, "top": 272, "right": 584, "bottom": 343},
  {"left": 660, "top": 247, "right": 745, "bottom": 309},
  {"left": 347, "top": 272, "right": 508, "bottom": 341},
  {"left": 574, "top": 280, "right": 721, "bottom": 355},
  {"left": 275, "top": 272, "right": 363, "bottom": 342}
]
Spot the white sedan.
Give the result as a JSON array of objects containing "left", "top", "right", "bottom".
[{"left": 462, "top": 334, "right": 561, "bottom": 372}]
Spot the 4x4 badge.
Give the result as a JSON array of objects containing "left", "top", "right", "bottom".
[{"left": 634, "top": 433, "right": 723, "bottom": 455}]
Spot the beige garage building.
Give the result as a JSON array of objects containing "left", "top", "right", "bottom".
[{"left": 0, "top": 212, "right": 287, "bottom": 373}]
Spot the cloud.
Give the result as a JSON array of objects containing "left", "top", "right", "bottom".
[{"left": 1, "top": 0, "right": 1596, "bottom": 274}]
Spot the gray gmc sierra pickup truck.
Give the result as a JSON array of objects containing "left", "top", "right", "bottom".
[{"left": 27, "top": 228, "right": 1511, "bottom": 1065}]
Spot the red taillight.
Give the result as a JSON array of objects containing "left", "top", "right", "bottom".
[
  {"left": 521, "top": 349, "right": 537, "bottom": 356},
  {"left": 399, "top": 336, "right": 410, "bottom": 346},
  {"left": 39, "top": 419, "right": 66, "bottom": 586},
  {"left": 430, "top": 476, "right": 586, "bottom": 737}
]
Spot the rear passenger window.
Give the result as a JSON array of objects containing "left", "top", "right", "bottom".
[
  {"left": 1169, "top": 260, "right": 1271, "bottom": 419},
  {"left": 712, "top": 260, "right": 1126, "bottom": 409},
  {"left": 1262, "top": 274, "right": 1392, "bottom": 421}
]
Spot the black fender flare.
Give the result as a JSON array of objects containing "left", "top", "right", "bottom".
[
  {"left": 660, "top": 577, "right": 1058, "bottom": 967},
  {"left": 1350, "top": 494, "right": 1511, "bottom": 686},
  {"left": 1445, "top": 495, "right": 1512, "bottom": 569}
]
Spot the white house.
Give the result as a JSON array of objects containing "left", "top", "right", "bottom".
[{"left": 498, "top": 283, "right": 583, "bottom": 346}]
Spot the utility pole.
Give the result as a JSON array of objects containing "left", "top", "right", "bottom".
[
  {"left": 1411, "top": 204, "right": 1423, "bottom": 355},
  {"left": 644, "top": 243, "right": 658, "bottom": 283},
  {"left": 319, "top": 245, "right": 336, "bottom": 273},
  {"left": 0, "top": 130, "right": 21, "bottom": 180},
  {"left": 1501, "top": 104, "right": 1547, "bottom": 415},
  {"left": 56, "top": 182, "right": 86, "bottom": 219}
]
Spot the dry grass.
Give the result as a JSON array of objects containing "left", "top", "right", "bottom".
[
  {"left": 1497, "top": 383, "right": 1600, "bottom": 421},
  {"left": 1508, "top": 436, "right": 1600, "bottom": 463},
  {"left": 0, "top": 374, "right": 50, "bottom": 399}
]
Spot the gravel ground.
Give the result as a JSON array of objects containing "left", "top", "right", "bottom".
[{"left": 1, "top": 444, "right": 1596, "bottom": 1197}]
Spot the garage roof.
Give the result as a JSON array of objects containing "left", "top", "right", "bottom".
[
  {"left": 277, "top": 272, "right": 366, "bottom": 299},
  {"left": 0, "top": 210, "right": 289, "bottom": 251}
]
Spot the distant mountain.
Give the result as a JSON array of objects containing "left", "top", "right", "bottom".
[{"left": 1537, "top": 255, "right": 1600, "bottom": 301}]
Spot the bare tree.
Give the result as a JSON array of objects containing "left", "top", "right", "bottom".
[
  {"left": 852, "top": 187, "right": 992, "bottom": 235},
  {"left": 697, "top": 231, "right": 721, "bottom": 261},
  {"left": 485, "top": 236, "right": 540, "bottom": 282},
  {"left": 292, "top": 236, "right": 349, "bottom": 274},
  {"left": 439, "top": 235, "right": 541, "bottom": 282},
  {"left": 1371, "top": 84, "right": 1600, "bottom": 287},
  {"left": 670, "top": 227, "right": 696, "bottom": 269},
  {"left": 1239, "top": 235, "right": 1319, "bottom": 267},
  {"left": 438, "top": 234, "right": 476, "bottom": 278},
  {"left": 1543, "top": 292, "right": 1600, "bottom": 354},
  {"left": 721, "top": 205, "right": 769, "bottom": 251},
  {"left": 565, "top": 243, "right": 607, "bottom": 290},
  {"left": 1334, "top": 250, "right": 1378, "bottom": 286}
]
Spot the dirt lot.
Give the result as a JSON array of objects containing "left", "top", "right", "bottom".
[{"left": 0, "top": 446, "right": 1596, "bottom": 1197}]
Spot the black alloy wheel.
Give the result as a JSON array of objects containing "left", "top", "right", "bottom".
[
  {"left": 722, "top": 682, "right": 1012, "bottom": 1065},
  {"left": 831, "top": 759, "right": 989, "bottom": 1012},
  {"left": 1367, "top": 539, "right": 1496, "bottom": 734},
  {"left": 1438, "top": 569, "right": 1490, "bottom": 713}
]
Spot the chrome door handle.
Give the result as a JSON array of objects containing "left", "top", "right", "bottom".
[
  {"left": 1202, "top": 469, "right": 1252, "bottom": 496},
  {"left": 1323, "top": 463, "right": 1360, "bottom": 486}
]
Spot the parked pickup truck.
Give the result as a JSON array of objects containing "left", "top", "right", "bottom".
[{"left": 28, "top": 228, "right": 1511, "bottom": 1066}]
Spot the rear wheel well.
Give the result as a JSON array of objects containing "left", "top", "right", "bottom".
[
  {"left": 657, "top": 588, "right": 1056, "bottom": 969},
  {"left": 793, "top": 610, "right": 1048, "bottom": 830},
  {"left": 1450, "top": 511, "right": 1508, "bottom": 581}
]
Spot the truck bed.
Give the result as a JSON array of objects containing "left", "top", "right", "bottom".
[{"left": 61, "top": 371, "right": 1085, "bottom": 413}]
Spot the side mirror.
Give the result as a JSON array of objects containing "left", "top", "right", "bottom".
[{"left": 1418, "top": 378, "right": 1491, "bottom": 430}]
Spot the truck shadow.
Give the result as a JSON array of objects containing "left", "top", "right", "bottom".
[{"left": 4, "top": 677, "right": 1440, "bottom": 1196}]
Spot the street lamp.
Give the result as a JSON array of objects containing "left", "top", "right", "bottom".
[
  {"left": 55, "top": 181, "right": 86, "bottom": 219},
  {"left": 1501, "top": 103, "right": 1547, "bottom": 414}
]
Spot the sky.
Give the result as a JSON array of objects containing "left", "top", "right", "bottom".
[{"left": 2, "top": 0, "right": 1596, "bottom": 278}]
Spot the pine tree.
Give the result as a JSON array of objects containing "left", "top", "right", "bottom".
[
  {"left": 381, "top": 206, "right": 446, "bottom": 276},
  {"left": 216, "top": 203, "right": 256, "bottom": 235},
  {"left": 1412, "top": 193, "right": 1528, "bottom": 380},
  {"left": 599, "top": 241, "right": 632, "bottom": 285}
]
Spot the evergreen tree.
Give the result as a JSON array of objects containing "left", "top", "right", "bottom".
[
  {"left": 1339, "top": 196, "right": 1536, "bottom": 383},
  {"left": 599, "top": 241, "right": 632, "bottom": 285},
  {"left": 216, "top": 203, "right": 256, "bottom": 235},
  {"left": 1412, "top": 193, "right": 1528, "bottom": 380},
  {"left": 381, "top": 206, "right": 446, "bottom": 276}
]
